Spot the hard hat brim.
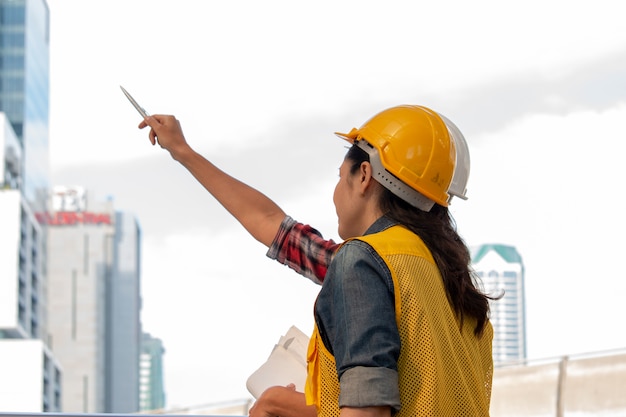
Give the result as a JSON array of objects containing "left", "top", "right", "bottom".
[{"left": 334, "top": 128, "right": 359, "bottom": 143}]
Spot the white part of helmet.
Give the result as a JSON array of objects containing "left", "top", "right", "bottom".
[{"left": 438, "top": 113, "right": 470, "bottom": 202}]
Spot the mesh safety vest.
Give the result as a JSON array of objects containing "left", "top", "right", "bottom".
[{"left": 305, "top": 225, "right": 493, "bottom": 416}]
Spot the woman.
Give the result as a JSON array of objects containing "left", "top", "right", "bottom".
[{"left": 140, "top": 105, "right": 495, "bottom": 416}]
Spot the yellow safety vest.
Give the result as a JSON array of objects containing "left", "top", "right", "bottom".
[{"left": 305, "top": 225, "right": 493, "bottom": 416}]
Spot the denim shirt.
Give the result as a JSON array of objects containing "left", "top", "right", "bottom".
[{"left": 314, "top": 215, "right": 402, "bottom": 410}]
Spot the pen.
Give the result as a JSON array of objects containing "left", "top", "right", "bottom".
[{"left": 120, "top": 85, "right": 149, "bottom": 118}]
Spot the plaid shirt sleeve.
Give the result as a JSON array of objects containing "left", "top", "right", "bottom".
[{"left": 266, "top": 215, "right": 339, "bottom": 285}]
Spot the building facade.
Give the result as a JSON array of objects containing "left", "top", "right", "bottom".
[
  {"left": 106, "top": 210, "right": 142, "bottom": 413},
  {"left": 139, "top": 333, "right": 166, "bottom": 412},
  {"left": 0, "top": 168, "right": 61, "bottom": 412},
  {"left": 45, "top": 186, "right": 143, "bottom": 413},
  {"left": 0, "top": 0, "right": 59, "bottom": 412},
  {"left": 0, "top": 0, "right": 50, "bottom": 210},
  {"left": 0, "top": 175, "right": 45, "bottom": 340},
  {"left": 472, "top": 244, "right": 527, "bottom": 364}
]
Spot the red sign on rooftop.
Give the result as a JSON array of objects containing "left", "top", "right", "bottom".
[{"left": 36, "top": 212, "right": 113, "bottom": 226}]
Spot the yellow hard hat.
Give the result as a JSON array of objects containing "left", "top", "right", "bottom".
[{"left": 336, "top": 105, "right": 456, "bottom": 211}]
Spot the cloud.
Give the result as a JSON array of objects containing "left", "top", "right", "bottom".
[{"left": 52, "top": 49, "right": 626, "bottom": 239}]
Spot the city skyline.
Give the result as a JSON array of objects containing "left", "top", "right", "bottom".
[{"left": 45, "top": 0, "right": 626, "bottom": 408}]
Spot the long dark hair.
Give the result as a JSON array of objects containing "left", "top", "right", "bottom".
[{"left": 346, "top": 145, "right": 496, "bottom": 336}]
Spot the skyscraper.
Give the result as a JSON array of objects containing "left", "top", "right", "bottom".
[
  {"left": 472, "top": 244, "right": 527, "bottom": 364},
  {"left": 106, "top": 210, "right": 142, "bottom": 413},
  {"left": 45, "top": 186, "right": 143, "bottom": 413},
  {"left": 1, "top": 115, "right": 62, "bottom": 412},
  {"left": 0, "top": 0, "right": 60, "bottom": 412},
  {"left": 0, "top": 0, "right": 50, "bottom": 210}
]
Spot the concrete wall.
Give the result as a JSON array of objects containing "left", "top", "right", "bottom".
[{"left": 491, "top": 349, "right": 626, "bottom": 417}]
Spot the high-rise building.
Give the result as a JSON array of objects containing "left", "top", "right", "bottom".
[
  {"left": 0, "top": 0, "right": 50, "bottom": 210},
  {"left": 107, "top": 210, "right": 143, "bottom": 413},
  {"left": 471, "top": 244, "right": 526, "bottom": 364},
  {"left": 0, "top": 0, "right": 60, "bottom": 412},
  {"left": 140, "top": 332, "right": 166, "bottom": 412},
  {"left": 44, "top": 186, "right": 143, "bottom": 413},
  {"left": 0, "top": 122, "right": 62, "bottom": 411}
]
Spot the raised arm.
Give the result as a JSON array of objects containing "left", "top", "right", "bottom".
[{"left": 139, "top": 114, "right": 285, "bottom": 247}]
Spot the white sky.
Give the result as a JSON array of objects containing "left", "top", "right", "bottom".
[{"left": 46, "top": 0, "right": 626, "bottom": 410}]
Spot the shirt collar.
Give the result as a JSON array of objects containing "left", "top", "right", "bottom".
[{"left": 363, "top": 215, "right": 398, "bottom": 235}]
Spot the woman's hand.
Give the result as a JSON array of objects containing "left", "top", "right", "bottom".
[
  {"left": 248, "top": 384, "right": 315, "bottom": 417},
  {"left": 139, "top": 114, "right": 190, "bottom": 161}
]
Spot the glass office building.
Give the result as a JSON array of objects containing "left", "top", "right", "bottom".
[
  {"left": 0, "top": 0, "right": 50, "bottom": 341},
  {"left": 0, "top": 0, "right": 58, "bottom": 412},
  {"left": 0, "top": 0, "right": 50, "bottom": 210},
  {"left": 472, "top": 243, "right": 527, "bottom": 364}
]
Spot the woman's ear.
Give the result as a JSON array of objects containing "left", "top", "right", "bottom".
[{"left": 358, "top": 161, "right": 376, "bottom": 194}]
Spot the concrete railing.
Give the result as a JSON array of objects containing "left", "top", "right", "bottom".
[{"left": 491, "top": 347, "right": 626, "bottom": 417}]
